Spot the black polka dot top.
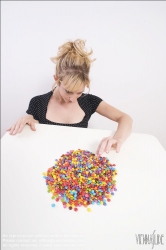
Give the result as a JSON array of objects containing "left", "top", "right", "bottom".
[{"left": 26, "top": 91, "right": 103, "bottom": 128}]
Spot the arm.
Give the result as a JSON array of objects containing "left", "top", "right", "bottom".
[{"left": 95, "top": 101, "right": 133, "bottom": 155}]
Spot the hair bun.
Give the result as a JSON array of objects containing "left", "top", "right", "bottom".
[
  {"left": 50, "top": 39, "right": 95, "bottom": 66},
  {"left": 72, "top": 39, "right": 91, "bottom": 58}
]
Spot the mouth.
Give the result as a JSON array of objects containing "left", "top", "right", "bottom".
[{"left": 64, "top": 98, "right": 72, "bottom": 103}]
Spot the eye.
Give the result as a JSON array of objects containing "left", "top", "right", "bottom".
[{"left": 65, "top": 90, "right": 72, "bottom": 94}]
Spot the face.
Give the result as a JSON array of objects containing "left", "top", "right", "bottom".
[{"left": 58, "top": 82, "right": 85, "bottom": 103}]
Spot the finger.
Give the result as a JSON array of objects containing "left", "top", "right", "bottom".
[
  {"left": 6, "top": 127, "right": 12, "bottom": 131},
  {"left": 105, "top": 139, "right": 115, "bottom": 153},
  {"left": 96, "top": 139, "right": 105, "bottom": 156},
  {"left": 97, "top": 140, "right": 108, "bottom": 156},
  {"left": 96, "top": 137, "right": 107, "bottom": 156},
  {"left": 116, "top": 142, "right": 121, "bottom": 153},
  {"left": 11, "top": 121, "right": 23, "bottom": 135},
  {"left": 9, "top": 125, "right": 18, "bottom": 135},
  {"left": 18, "top": 117, "right": 34, "bottom": 133},
  {"left": 96, "top": 143, "right": 102, "bottom": 155},
  {"left": 30, "top": 122, "right": 36, "bottom": 131},
  {"left": 8, "top": 118, "right": 22, "bottom": 135},
  {"left": 11, "top": 124, "right": 21, "bottom": 135},
  {"left": 18, "top": 121, "right": 27, "bottom": 133}
]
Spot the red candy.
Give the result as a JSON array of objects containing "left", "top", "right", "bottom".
[{"left": 43, "top": 149, "right": 117, "bottom": 211}]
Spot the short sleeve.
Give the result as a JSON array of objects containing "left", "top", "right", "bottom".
[
  {"left": 26, "top": 97, "right": 39, "bottom": 120},
  {"left": 89, "top": 94, "right": 103, "bottom": 114}
]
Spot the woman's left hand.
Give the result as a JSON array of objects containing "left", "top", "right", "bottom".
[{"left": 96, "top": 136, "right": 122, "bottom": 156}]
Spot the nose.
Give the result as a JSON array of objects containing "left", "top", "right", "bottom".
[{"left": 69, "top": 95, "right": 77, "bottom": 102}]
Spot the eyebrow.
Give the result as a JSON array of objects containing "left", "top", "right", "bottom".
[{"left": 66, "top": 89, "right": 84, "bottom": 94}]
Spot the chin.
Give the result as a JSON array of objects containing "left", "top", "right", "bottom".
[{"left": 63, "top": 97, "right": 73, "bottom": 103}]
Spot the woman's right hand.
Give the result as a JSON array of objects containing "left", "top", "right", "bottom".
[{"left": 6, "top": 114, "right": 39, "bottom": 135}]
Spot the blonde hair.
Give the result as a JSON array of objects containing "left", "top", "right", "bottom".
[{"left": 50, "top": 39, "right": 95, "bottom": 92}]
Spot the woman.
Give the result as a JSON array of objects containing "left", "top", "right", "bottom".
[{"left": 7, "top": 39, "right": 133, "bottom": 156}]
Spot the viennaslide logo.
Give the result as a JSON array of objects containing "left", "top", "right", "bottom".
[{"left": 135, "top": 230, "right": 164, "bottom": 249}]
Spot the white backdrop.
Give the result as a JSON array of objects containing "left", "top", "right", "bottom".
[{"left": 1, "top": 1, "right": 166, "bottom": 150}]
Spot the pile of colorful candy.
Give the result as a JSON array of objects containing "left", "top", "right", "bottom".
[{"left": 43, "top": 149, "right": 117, "bottom": 212}]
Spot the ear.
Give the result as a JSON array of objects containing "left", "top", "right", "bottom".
[{"left": 53, "top": 75, "right": 58, "bottom": 81}]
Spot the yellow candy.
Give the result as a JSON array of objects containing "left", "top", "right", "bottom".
[
  {"left": 87, "top": 208, "right": 91, "bottom": 212},
  {"left": 44, "top": 149, "right": 117, "bottom": 212}
]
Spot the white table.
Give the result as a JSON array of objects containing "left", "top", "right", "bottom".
[{"left": 1, "top": 124, "right": 166, "bottom": 250}]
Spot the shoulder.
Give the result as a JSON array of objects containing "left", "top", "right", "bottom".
[
  {"left": 79, "top": 93, "right": 103, "bottom": 103},
  {"left": 88, "top": 93, "right": 103, "bottom": 103},
  {"left": 78, "top": 93, "right": 103, "bottom": 115},
  {"left": 29, "top": 91, "right": 52, "bottom": 103}
]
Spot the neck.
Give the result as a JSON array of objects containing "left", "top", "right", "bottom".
[
  {"left": 52, "top": 87, "right": 64, "bottom": 103},
  {"left": 53, "top": 86, "right": 72, "bottom": 105}
]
